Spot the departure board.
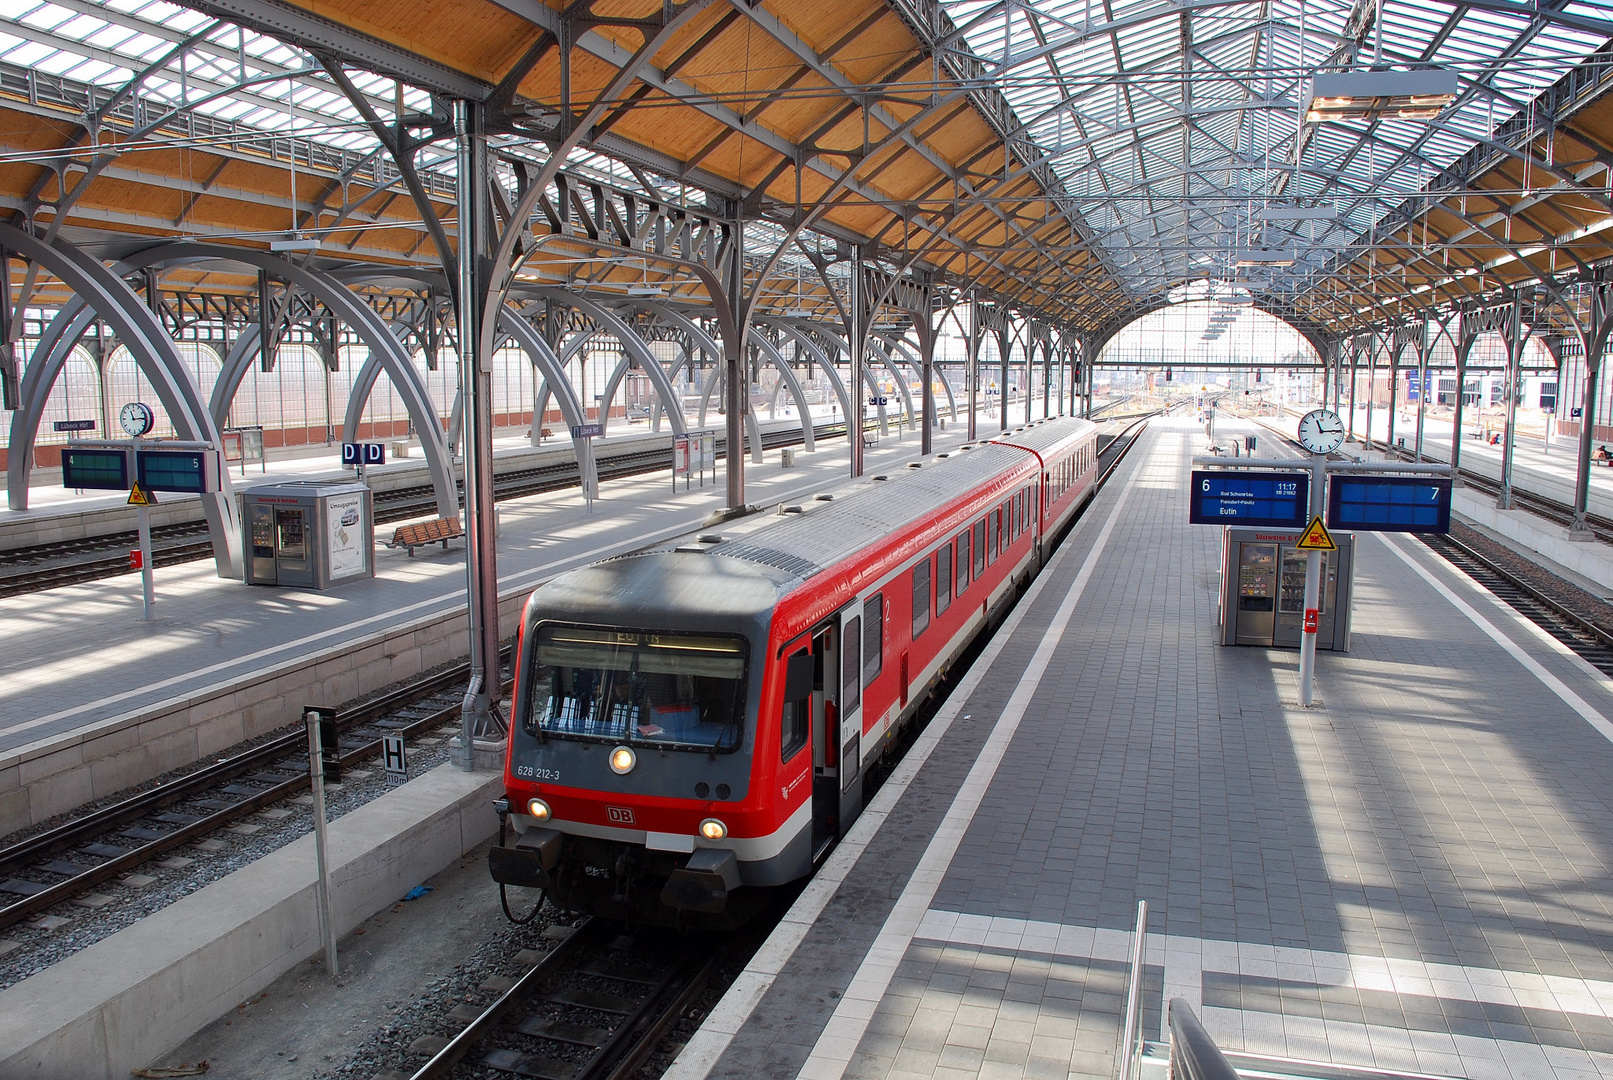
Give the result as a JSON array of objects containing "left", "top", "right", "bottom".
[
  {"left": 136, "top": 448, "right": 218, "bottom": 493},
  {"left": 1328, "top": 475, "right": 1450, "bottom": 533},
  {"left": 1189, "top": 471, "right": 1310, "bottom": 528},
  {"left": 61, "top": 448, "right": 129, "bottom": 490}
]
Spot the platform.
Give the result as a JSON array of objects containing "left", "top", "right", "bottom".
[
  {"left": 0, "top": 412, "right": 1018, "bottom": 833},
  {"left": 668, "top": 414, "right": 1613, "bottom": 1080}
]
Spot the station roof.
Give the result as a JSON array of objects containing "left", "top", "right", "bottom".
[{"left": 3, "top": 0, "right": 1613, "bottom": 345}]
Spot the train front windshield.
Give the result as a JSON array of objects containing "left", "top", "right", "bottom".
[{"left": 525, "top": 625, "right": 748, "bottom": 752}]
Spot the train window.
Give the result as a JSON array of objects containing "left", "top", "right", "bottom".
[
  {"left": 842, "top": 617, "right": 861, "bottom": 712},
  {"left": 526, "top": 625, "right": 747, "bottom": 752},
  {"left": 863, "top": 595, "right": 883, "bottom": 685},
  {"left": 973, "top": 520, "right": 985, "bottom": 576},
  {"left": 912, "top": 560, "right": 931, "bottom": 638},
  {"left": 937, "top": 543, "right": 953, "bottom": 615},
  {"left": 956, "top": 530, "right": 971, "bottom": 594},
  {"left": 781, "top": 648, "right": 810, "bottom": 763}
]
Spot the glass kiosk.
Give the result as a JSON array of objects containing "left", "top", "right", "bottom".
[
  {"left": 1219, "top": 526, "right": 1353, "bottom": 651},
  {"left": 241, "top": 480, "right": 374, "bottom": 589}
]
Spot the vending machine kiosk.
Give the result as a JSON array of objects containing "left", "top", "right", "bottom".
[
  {"left": 241, "top": 481, "right": 374, "bottom": 588},
  {"left": 1219, "top": 526, "right": 1353, "bottom": 651}
]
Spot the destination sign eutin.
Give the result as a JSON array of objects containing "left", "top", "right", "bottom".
[{"left": 1189, "top": 470, "right": 1310, "bottom": 529}]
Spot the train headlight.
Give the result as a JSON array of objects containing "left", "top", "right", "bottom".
[
  {"left": 699, "top": 818, "right": 727, "bottom": 841},
  {"left": 609, "top": 746, "right": 637, "bottom": 775},
  {"left": 527, "top": 798, "right": 550, "bottom": 821}
]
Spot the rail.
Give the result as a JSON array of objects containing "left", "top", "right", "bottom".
[
  {"left": 1167, "top": 998, "right": 1241, "bottom": 1080},
  {"left": 0, "top": 656, "right": 511, "bottom": 931},
  {"left": 1115, "top": 899, "right": 1148, "bottom": 1080},
  {"left": 408, "top": 917, "right": 721, "bottom": 1080}
]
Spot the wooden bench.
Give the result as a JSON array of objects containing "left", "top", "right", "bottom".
[{"left": 386, "top": 516, "right": 463, "bottom": 556}]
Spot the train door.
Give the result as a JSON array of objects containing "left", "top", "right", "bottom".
[
  {"left": 835, "top": 605, "right": 864, "bottom": 837},
  {"left": 808, "top": 621, "right": 838, "bottom": 859}
]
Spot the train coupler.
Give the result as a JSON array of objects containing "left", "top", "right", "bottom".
[
  {"left": 488, "top": 826, "right": 563, "bottom": 889},
  {"left": 660, "top": 848, "right": 741, "bottom": 914}
]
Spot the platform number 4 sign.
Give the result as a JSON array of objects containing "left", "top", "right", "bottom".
[{"left": 381, "top": 735, "right": 407, "bottom": 780}]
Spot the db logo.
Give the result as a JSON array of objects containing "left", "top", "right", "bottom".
[{"left": 607, "top": 806, "right": 635, "bottom": 825}]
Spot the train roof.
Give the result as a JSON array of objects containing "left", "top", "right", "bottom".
[
  {"left": 991, "top": 416, "right": 1098, "bottom": 455},
  {"left": 704, "top": 415, "right": 1094, "bottom": 582},
  {"left": 532, "top": 416, "right": 1096, "bottom": 627}
]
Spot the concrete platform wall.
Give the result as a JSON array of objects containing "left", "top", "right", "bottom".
[
  {"left": 0, "top": 762, "right": 503, "bottom": 1080},
  {"left": 0, "top": 588, "right": 526, "bottom": 836}
]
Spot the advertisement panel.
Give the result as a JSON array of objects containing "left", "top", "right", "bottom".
[{"left": 326, "top": 492, "right": 368, "bottom": 579}]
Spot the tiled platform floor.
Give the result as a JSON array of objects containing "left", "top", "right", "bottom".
[{"left": 669, "top": 416, "right": 1613, "bottom": 1080}]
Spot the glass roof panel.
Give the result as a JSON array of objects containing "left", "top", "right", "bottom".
[{"left": 940, "top": 0, "right": 1613, "bottom": 297}]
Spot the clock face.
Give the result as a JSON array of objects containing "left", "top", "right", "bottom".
[
  {"left": 119, "top": 401, "right": 154, "bottom": 438},
  {"left": 1297, "top": 408, "right": 1345, "bottom": 455}
]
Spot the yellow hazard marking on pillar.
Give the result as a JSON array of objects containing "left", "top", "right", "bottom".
[
  {"left": 127, "top": 483, "right": 155, "bottom": 507},
  {"left": 1295, "top": 514, "right": 1335, "bottom": 551}
]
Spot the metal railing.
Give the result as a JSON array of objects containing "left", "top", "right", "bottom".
[
  {"left": 1115, "top": 899, "right": 1148, "bottom": 1080},
  {"left": 1168, "top": 998, "right": 1242, "bottom": 1080}
]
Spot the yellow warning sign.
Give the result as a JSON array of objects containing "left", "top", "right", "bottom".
[
  {"left": 127, "top": 483, "right": 155, "bottom": 507},
  {"left": 1295, "top": 515, "right": 1335, "bottom": 551}
]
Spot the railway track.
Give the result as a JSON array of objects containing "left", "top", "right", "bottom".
[
  {"left": 0, "top": 657, "right": 509, "bottom": 936},
  {"left": 0, "top": 421, "right": 851, "bottom": 599},
  {"left": 408, "top": 918, "right": 723, "bottom": 1080},
  {"left": 1418, "top": 531, "right": 1613, "bottom": 676}
]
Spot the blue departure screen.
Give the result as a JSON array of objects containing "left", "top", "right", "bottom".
[
  {"left": 1189, "top": 470, "right": 1309, "bottom": 528},
  {"left": 137, "top": 449, "right": 213, "bottom": 493},
  {"left": 1328, "top": 476, "right": 1450, "bottom": 533},
  {"left": 61, "top": 448, "right": 129, "bottom": 490}
]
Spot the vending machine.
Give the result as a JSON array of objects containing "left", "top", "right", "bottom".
[{"left": 1219, "top": 526, "right": 1353, "bottom": 651}]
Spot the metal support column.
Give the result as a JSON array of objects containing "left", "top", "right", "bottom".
[
  {"left": 967, "top": 295, "right": 979, "bottom": 441},
  {"left": 919, "top": 307, "right": 935, "bottom": 457},
  {"left": 1415, "top": 344, "right": 1429, "bottom": 461},
  {"left": 1452, "top": 334, "right": 1474, "bottom": 482},
  {"left": 1498, "top": 300, "right": 1524, "bottom": 510},
  {"left": 848, "top": 250, "right": 864, "bottom": 478},
  {"left": 725, "top": 218, "right": 747, "bottom": 505},
  {"left": 1386, "top": 355, "right": 1398, "bottom": 452},
  {"left": 1347, "top": 347, "right": 1358, "bottom": 442},
  {"left": 1571, "top": 330, "right": 1603, "bottom": 538},
  {"left": 997, "top": 325, "right": 1010, "bottom": 432},
  {"left": 1363, "top": 338, "right": 1376, "bottom": 451},
  {"left": 454, "top": 98, "right": 505, "bottom": 766}
]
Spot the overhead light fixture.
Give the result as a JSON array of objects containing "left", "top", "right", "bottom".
[
  {"left": 627, "top": 285, "right": 663, "bottom": 297},
  {"left": 1305, "top": 69, "right": 1458, "bottom": 123},
  {"left": 269, "top": 235, "right": 321, "bottom": 252},
  {"left": 1259, "top": 206, "right": 1338, "bottom": 221},
  {"left": 783, "top": 308, "right": 811, "bottom": 318},
  {"left": 1235, "top": 250, "right": 1295, "bottom": 267}
]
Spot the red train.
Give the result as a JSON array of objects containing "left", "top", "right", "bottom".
[{"left": 490, "top": 416, "right": 1102, "bottom": 926}]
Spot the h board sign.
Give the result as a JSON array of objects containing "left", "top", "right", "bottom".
[
  {"left": 381, "top": 735, "right": 407, "bottom": 778},
  {"left": 342, "top": 442, "right": 386, "bottom": 467}
]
